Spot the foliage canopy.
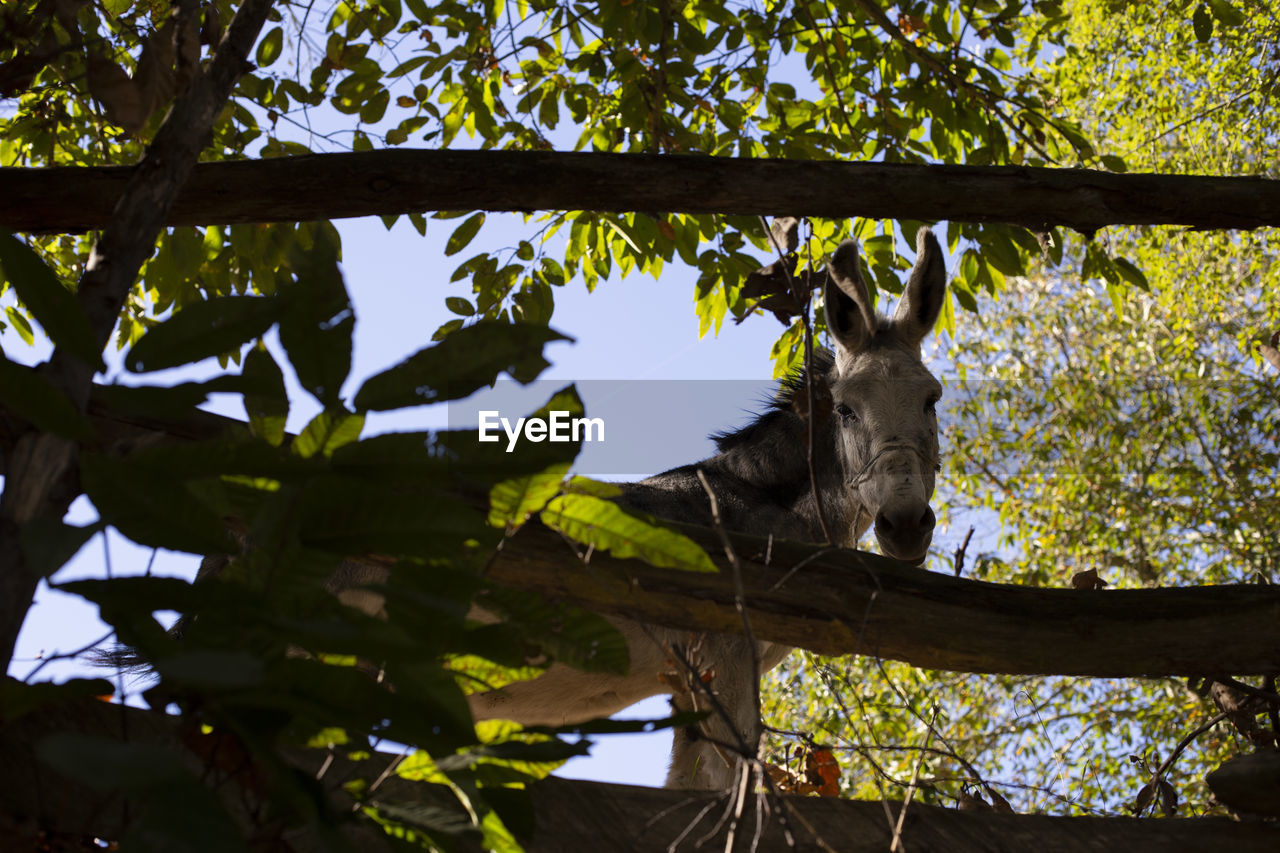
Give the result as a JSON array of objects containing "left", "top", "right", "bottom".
[{"left": 1, "top": 0, "right": 1278, "bottom": 848}]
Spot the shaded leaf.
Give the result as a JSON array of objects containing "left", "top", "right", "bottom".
[
  {"left": 126, "top": 296, "right": 283, "bottom": 372},
  {"left": 280, "top": 225, "right": 353, "bottom": 407},
  {"left": 0, "top": 229, "right": 102, "bottom": 369},
  {"left": 353, "top": 321, "right": 571, "bottom": 411},
  {"left": 0, "top": 354, "right": 93, "bottom": 439},
  {"left": 242, "top": 345, "right": 289, "bottom": 446},
  {"left": 80, "top": 453, "right": 232, "bottom": 554},
  {"left": 19, "top": 518, "right": 105, "bottom": 579}
]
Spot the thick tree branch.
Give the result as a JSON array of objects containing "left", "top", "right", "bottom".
[
  {"left": 0, "top": 0, "right": 278, "bottom": 663},
  {"left": 4, "top": 392, "right": 1279, "bottom": 679},
  {"left": 3, "top": 150, "right": 1280, "bottom": 234},
  {"left": 2, "top": 700, "right": 1276, "bottom": 852}
]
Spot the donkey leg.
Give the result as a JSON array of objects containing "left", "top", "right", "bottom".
[{"left": 665, "top": 633, "right": 763, "bottom": 790}]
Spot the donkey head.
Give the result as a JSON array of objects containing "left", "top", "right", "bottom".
[{"left": 822, "top": 228, "right": 947, "bottom": 563}]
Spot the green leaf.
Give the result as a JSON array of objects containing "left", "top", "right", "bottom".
[
  {"left": 297, "top": 475, "right": 491, "bottom": 556},
  {"left": 292, "top": 409, "right": 365, "bottom": 459},
  {"left": 1208, "top": 0, "right": 1244, "bottom": 26},
  {"left": 80, "top": 454, "right": 232, "bottom": 554},
  {"left": 19, "top": 518, "right": 104, "bottom": 579},
  {"left": 0, "top": 354, "right": 93, "bottom": 439},
  {"left": 125, "top": 296, "right": 283, "bottom": 372},
  {"left": 1191, "top": 2, "right": 1213, "bottom": 42},
  {"left": 445, "top": 213, "right": 486, "bottom": 256},
  {"left": 0, "top": 229, "right": 103, "bottom": 370},
  {"left": 353, "top": 321, "right": 571, "bottom": 411},
  {"left": 279, "top": 225, "right": 354, "bottom": 407},
  {"left": 36, "top": 734, "right": 244, "bottom": 852},
  {"left": 242, "top": 346, "right": 289, "bottom": 446},
  {"left": 446, "top": 296, "right": 475, "bottom": 316},
  {"left": 94, "top": 375, "right": 244, "bottom": 421},
  {"left": 540, "top": 494, "right": 718, "bottom": 573},
  {"left": 488, "top": 463, "right": 569, "bottom": 529},
  {"left": 256, "top": 26, "right": 284, "bottom": 67},
  {"left": 1100, "top": 154, "right": 1128, "bottom": 173},
  {"left": 0, "top": 677, "right": 116, "bottom": 721},
  {"left": 1113, "top": 257, "right": 1150, "bottom": 291}
]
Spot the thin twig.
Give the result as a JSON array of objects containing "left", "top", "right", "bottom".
[
  {"left": 1267, "top": 675, "right": 1280, "bottom": 739},
  {"left": 696, "top": 468, "right": 763, "bottom": 754},
  {"left": 759, "top": 215, "right": 836, "bottom": 545},
  {"left": 890, "top": 708, "right": 938, "bottom": 853},
  {"left": 952, "top": 526, "right": 975, "bottom": 578}
]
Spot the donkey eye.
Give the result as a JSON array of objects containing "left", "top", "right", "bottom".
[{"left": 836, "top": 403, "right": 856, "bottom": 421}]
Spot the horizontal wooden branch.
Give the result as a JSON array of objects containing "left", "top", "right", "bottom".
[
  {"left": 4, "top": 700, "right": 1274, "bottom": 852},
  {"left": 5, "top": 150, "right": 1280, "bottom": 233},
  {"left": 489, "top": 519, "right": 1280, "bottom": 678},
  {"left": 4, "top": 389, "right": 1279, "bottom": 679}
]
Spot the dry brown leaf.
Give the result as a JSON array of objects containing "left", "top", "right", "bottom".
[
  {"left": 135, "top": 23, "right": 177, "bottom": 120},
  {"left": 986, "top": 788, "right": 1015, "bottom": 814},
  {"left": 1071, "top": 568, "right": 1109, "bottom": 590},
  {"left": 1157, "top": 779, "right": 1178, "bottom": 816},
  {"left": 1132, "top": 781, "right": 1155, "bottom": 814},
  {"left": 86, "top": 52, "right": 146, "bottom": 132},
  {"left": 804, "top": 746, "right": 841, "bottom": 797}
]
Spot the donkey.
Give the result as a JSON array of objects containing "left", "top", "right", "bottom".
[{"left": 468, "top": 228, "right": 948, "bottom": 789}]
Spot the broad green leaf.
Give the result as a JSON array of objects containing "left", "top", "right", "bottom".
[
  {"left": 0, "top": 229, "right": 103, "bottom": 370},
  {"left": 296, "top": 475, "right": 492, "bottom": 556},
  {"left": 256, "top": 26, "right": 284, "bottom": 67},
  {"left": 19, "top": 518, "right": 104, "bottom": 579},
  {"left": 1191, "top": 2, "right": 1213, "bottom": 42},
  {"left": 0, "top": 354, "right": 93, "bottom": 439},
  {"left": 80, "top": 453, "right": 232, "bottom": 554},
  {"left": 562, "top": 475, "right": 622, "bottom": 499},
  {"left": 445, "top": 212, "right": 485, "bottom": 256},
  {"left": 0, "top": 677, "right": 115, "bottom": 722},
  {"left": 474, "top": 586, "right": 629, "bottom": 675},
  {"left": 279, "top": 225, "right": 353, "bottom": 407},
  {"left": 242, "top": 345, "right": 289, "bottom": 446},
  {"left": 94, "top": 375, "right": 244, "bottom": 421},
  {"left": 488, "top": 463, "right": 569, "bottom": 529},
  {"left": 292, "top": 410, "right": 364, "bottom": 459},
  {"left": 36, "top": 734, "right": 244, "bottom": 852},
  {"left": 125, "top": 296, "right": 283, "bottom": 372},
  {"left": 540, "top": 494, "right": 718, "bottom": 573},
  {"left": 353, "top": 321, "right": 571, "bottom": 411}
]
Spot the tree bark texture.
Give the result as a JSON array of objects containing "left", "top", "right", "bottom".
[
  {"left": 2, "top": 699, "right": 1274, "bottom": 853},
  {"left": 0, "top": 0, "right": 278, "bottom": 664},
  {"left": 4, "top": 150, "right": 1280, "bottom": 234}
]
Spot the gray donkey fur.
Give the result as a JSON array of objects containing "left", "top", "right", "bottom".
[{"left": 467, "top": 227, "right": 948, "bottom": 789}]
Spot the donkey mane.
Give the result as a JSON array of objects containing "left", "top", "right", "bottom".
[{"left": 711, "top": 349, "right": 836, "bottom": 454}]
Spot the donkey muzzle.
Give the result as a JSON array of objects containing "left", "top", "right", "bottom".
[{"left": 873, "top": 503, "right": 935, "bottom": 564}]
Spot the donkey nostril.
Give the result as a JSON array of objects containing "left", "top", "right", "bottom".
[{"left": 919, "top": 507, "right": 936, "bottom": 532}]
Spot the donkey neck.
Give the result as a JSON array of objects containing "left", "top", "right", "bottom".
[{"left": 707, "top": 406, "right": 864, "bottom": 546}]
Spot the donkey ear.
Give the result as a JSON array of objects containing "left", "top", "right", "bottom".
[
  {"left": 892, "top": 227, "right": 947, "bottom": 349},
  {"left": 824, "top": 239, "right": 877, "bottom": 354}
]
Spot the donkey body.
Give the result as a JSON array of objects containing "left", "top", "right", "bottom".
[{"left": 469, "top": 229, "right": 948, "bottom": 789}]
